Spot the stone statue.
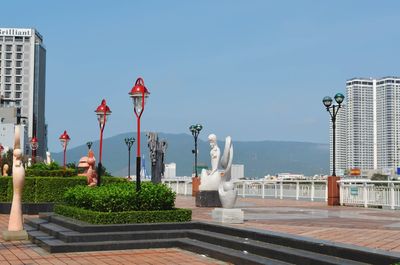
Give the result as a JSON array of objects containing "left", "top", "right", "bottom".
[
  {"left": 45, "top": 151, "right": 52, "bottom": 165},
  {"left": 86, "top": 150, "right": 97, "bottom": 187},
  {"left": 218, "top": 136, "right": 237, "bottom": 208},
  {"left": 2, "top": 164, "right": 9, "bottom": 176},
  {"left": 27, "top": 158, "right": 32, "bottom": 167},
  {"left": 2, "top": 125, "right": 28, "bottom": 240},
  {"left": 147, "top": 132, "right": 168, "bottom": 184},
  {"left": 199, "top": 134, "right": 237, "bottom": 208},
  {"left": 199, "top": 134, "right": 221, "bottom": 191}
]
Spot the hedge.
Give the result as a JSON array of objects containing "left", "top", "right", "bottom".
[
  {"left": 0, "top": 176, "right": 126, "bottom": 203},
  {"left": 63, "top": 182, "right": 175, "bottom": 212},
  {"left": 55, "top": 204, "right": 192, "bottom": 224},
  {"left": 26, "top": 168, "right": 76, "bottom": 177}
]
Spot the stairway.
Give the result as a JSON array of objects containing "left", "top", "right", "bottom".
[{"left": 25, "top": 213, "right": 400, "bottom": 265}]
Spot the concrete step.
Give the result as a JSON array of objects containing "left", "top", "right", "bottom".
[
  {"left": 24, "top": 217, "right": 48, "bottom": 229},
  {"left": 188, "top": 229, "right": 368, "bottom": 265}
]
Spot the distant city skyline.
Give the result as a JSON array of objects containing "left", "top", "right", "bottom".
[{"left": 2, "top": 1, "right": 400, "bottom": 152}]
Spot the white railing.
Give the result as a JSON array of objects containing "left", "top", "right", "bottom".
[
  {"left": 162, "top": 178, "right": 327, "bottom": 201},
  {"left": 339, "top": 179, "right": 400, "bottom": 209},
  {"left": 234, "top": 180, "right": 327, "bottom": 201}
]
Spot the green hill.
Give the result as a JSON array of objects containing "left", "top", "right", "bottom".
[{"left": 52, "top": 132, "right": 329, "bottom": 178}]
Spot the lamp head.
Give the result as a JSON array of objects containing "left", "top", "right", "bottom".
[
  {"left": 322, "top": 96, "right": 333, "bottom": 108},
  {"left": 334, "top": 93, "right": 345, "bottom": 104}
]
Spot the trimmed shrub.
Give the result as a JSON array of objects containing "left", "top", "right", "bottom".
[
  {"left": 55, "top": 204, "right": 192, "bottom": 224},
  {"left": 0, "top": 176, "right": 126, "bottom": 203},
  {"left": 63, "top": 182, "right": 176, "bottom": 212},
  {"left": 26, "top": 162, "right": 77, "bottom": 177}
]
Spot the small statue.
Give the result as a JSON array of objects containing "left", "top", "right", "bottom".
[
  {"left": 45, "top": 151, "right": 52, "bottom": 165},
  {"left": 27, "top": 158, "right": 32, "bottom": 167},
  {"left": 199, "top": 134, "right": 221, "bottom": 191},
  {"left": 86, "top": 150, "right": 97, "bottom": 187},
  {"left": 147, "top": 132, "right": 168, "bottom": 184},
  {"left": 2, "top": 164, "right": 9, "bottom": 176}
]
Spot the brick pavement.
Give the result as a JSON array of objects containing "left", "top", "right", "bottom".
[
  {"left": 0, "top": 214, "right": 228, "bottom": 264},
  {"left": 175, "top": 195, "right": 400, "bottom": 253}
]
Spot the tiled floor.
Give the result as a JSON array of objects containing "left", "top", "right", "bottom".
[
  {"left": 176, "top": 196, "right": 400, "bottom": 252},
  {"left": 2, "top": 196, "right": 400, "bottom": 264}
]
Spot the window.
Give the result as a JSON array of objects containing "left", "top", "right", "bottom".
[
  {"left": 5, "top": 36, "right": 13, "bottom": 42},
  {"left": 16, "top": 45, "right": 23, "bottom": 52},
  {"left": 15, "top": 92, "right": 22, "bottom": 98},
  {"left": 5, "top": 61, "right": 11, "bottom": 67},
  {"left": 5, "top": 45, "right": 12, "bottom": 51},
  {"left": 15, "top": 84, "right": 22, "bottom": 91},
  {"left": 5, "top": 76, "right": 11, "bottom": 83},
  {"left": 5, "top": 84, "right": 11, "bottom": 90},
  {"left": 5, "top": 53, "right": 11, "bottom": 59},
  {"left": 15, "top": 37, "right": 23, "bottom": 42},
  {"left": 15, "top": 76, "right": 22, "bottom": 83},
  {"left": 5, "top": 68, "right": 11, "bottom": 75},
  {"left": 16, "top": 53, "right": 22, "bottom": 60},
  {"left": 4, "top": 92, "right": 11, "bottom": 98},
  {"left": 15, "top": 69, "right": 22, "bottom": 75},
  {"left": 24, "top": 37, "right": 30, "bottom": 42},
  {"left": 15, "top": 61, "right": 21, "bottom": 67}
]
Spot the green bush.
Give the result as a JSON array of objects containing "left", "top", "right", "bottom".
[
  {"left": 26, "top": 162, "right": 77, "bottom": 177},
  {"left": 63, "top": 182, "right": 176, "bottom": 212},
  {"left": 0, "top": 176, "right": 126, "bottom": 203},
  {"left": 55, "top": 204, "right": 192, "bottom": 224}
]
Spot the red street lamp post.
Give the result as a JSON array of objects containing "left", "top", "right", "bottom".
[
  {"left": 95, "top": 99, "right": 111, "bottom": 186},
  {"left": 30, "top": 137, "right": 38, "bottom": 163},
  {"left": 59, "top": 130, "right": 71, "bottom": 169},
  {"left": 129, "top": 77, "right": 150, "bottom": 192},
  {"left": 0, "top": 143, "right": 4, "bottom": 171}
]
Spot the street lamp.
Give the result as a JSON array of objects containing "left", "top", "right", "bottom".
[
  {"left": 59, "top": 130, "right": 71, "bottom": 169},
  {"left": 124, "top": 137, "right": 135, "bottom": 179},
  {"left": 86, "top": 141, "right": 93, "bottom": 150},
  {"left": 189, "top": 124, "right": 203, "bottom": 178},
  {"left": 323, "top": 93, "right": 344, "bottom": 206},
  {"left": 129, "top": 77, "right": 150, "bottom": 192},
  {"left": 30, "top": 136, "right": 38, "bottom": 163},
  {"left": 322, "top": 93, "right": 344, "bottom": 177},
  {"left": 95, "top": 99, "right": 111, "bottom": 186}
]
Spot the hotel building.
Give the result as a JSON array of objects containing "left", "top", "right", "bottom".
[{"left": 0, "top": 28, "right": 47, "bottom": 156}]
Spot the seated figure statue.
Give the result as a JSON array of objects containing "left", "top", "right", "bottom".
[
  {"left": 199, "top": 134, "right": 221, "bottom": 191},
  {"left": 86, "top": 150, "right": 97, "bottom": 187}
]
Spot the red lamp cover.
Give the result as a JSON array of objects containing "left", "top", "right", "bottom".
[
  {"left": 59, "top": 130, "right": 71, "bottom": 141},
  {"left": 129, "top": 77, "right": 150, "bottom": 96},
  {"left": 30, "top": 137, "right": 38, "bottom": 144},
  {"left": 95, "top": 99, "right": 112, "bottom": 114}
]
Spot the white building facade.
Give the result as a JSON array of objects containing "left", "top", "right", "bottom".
[
  {"left": 332, "top": 77, "right": 400, "bottom": 175},
  {"left": 0, "top": 28, "right": 47, "bottom": 157}
]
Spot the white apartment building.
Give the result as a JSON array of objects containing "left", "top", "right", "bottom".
[
  {"left": 332, "top": 77, "right": 400, "bottom": 174},
  {"left": 329, "top": 104, "right": 347, "bottom": 176},
  {"left": 0, "top": 28, "right": 47, "bottom": 157}
]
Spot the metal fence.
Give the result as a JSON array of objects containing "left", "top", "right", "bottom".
[
  {"left": 162, "top": 178, "right": 327, "bottom": 201},
  {"left": 339, "top": 179, "right": 400, "bottom": 209}
]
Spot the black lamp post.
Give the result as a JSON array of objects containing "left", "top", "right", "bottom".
[
  {"left": 124, "top": 137, "right": 135, "bottom": 179},
  {"left": 86, "top": 141, "right": 93, "bottom": 150},
  {"left": 322, "top": 93, "right": 345, "bottom": 177},
  {"left": 189, "top": 124, "right": 203, "bottom": 178}
]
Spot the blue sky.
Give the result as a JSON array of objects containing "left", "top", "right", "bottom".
[{"left": 2, "top": 0, "right": 400, "bottom": 152}]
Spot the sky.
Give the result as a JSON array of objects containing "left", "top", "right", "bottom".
[{"left": 2, "top": 0, "right": 400, "bottom": 152}]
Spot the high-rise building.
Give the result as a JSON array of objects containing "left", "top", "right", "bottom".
[
  {"left": 329, "top": 104, "right": 347, "bottom": 175},
  {"left": 332, "top": 77, "right": 400, "bottom": 175},
  {"left": 0, "top": 28, "right": 47, "bottom": 156}
]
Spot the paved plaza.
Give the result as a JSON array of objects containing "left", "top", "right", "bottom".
[{"left": 1, "top": 196, "right": 400, "bottom": 264}]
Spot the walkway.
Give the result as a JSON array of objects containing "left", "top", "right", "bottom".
[
  {"left": 176, "top": 196, "right": 400, "bottom": 252},
  {"left": 1, "top": 196, "right": 400, "bottom": 264}
]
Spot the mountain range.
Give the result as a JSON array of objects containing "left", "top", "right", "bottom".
[{"left": 52, "top": 132, "right": 329, "bottom": 178}]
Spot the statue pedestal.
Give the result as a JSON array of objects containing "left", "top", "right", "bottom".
[
  {"left": 2, "top": 230, "right": 28, "bottom": 241},
  {"left": 195, "top": 191, "right": 222, "bottom": 207},
  {"left": 327, "top": 176, "right": 341, "bottom": 206},
  {"left": 212, "top": 208, "right": 244, "bottom": 224},
  {"left": 192, "top": 177, "right": 200, "bottom": 197}
]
